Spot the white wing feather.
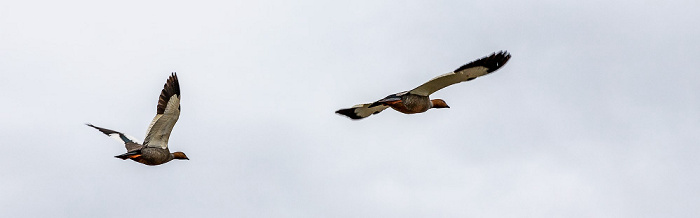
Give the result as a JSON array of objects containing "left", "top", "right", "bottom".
[
  {"left": 336, "top": 103, "right": 389, "bottom": 120},
  {"left": 409, "top": 66, "right": 490, "bottom": 96},
  {"left": 409, "top": 51, "right": 511, "bottom": 96},
  {"left": 107, "top": 132, "right": 141, "bottom": 145},
  {"left": 143, "top": 73, "right": 181, "bottom": 149},
  {"left": 144, "top": 94, "right": 180, "bottom": 149},
  {"left": 86, "top": 124, "right": 142, "bottom": 145}
]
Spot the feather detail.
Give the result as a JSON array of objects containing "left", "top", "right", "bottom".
[
  {"left": 144, "top": 73, "right": 181, "bottom": 149},
  {"left": 86, "top": 124, "right": 141, "bottom": 145},
  {"left": 409, "top": 51, "right": 511, "bottom": 96},
  {"left": 336, "top": 104, "right": 389, "bottom": 120}
]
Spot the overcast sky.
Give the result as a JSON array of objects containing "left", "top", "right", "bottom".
[{"left": 1, "top": 0, "right": 699, "bottom": 217}]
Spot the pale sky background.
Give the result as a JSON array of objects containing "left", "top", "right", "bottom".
[{"left": 1, "top": 0, "right": 699, "bottom": 217}]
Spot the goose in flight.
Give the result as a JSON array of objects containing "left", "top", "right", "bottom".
[
  {"left": 87, "top": 73, "right": 188, "bottom": 165},
  {"left": 336, "top": 51, "right": 511, "bottom": 120}
]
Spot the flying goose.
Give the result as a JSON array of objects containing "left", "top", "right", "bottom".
[
  {"left": 87, "top": 73, "right": 188, "bottom": 165},
  {"left": 336, "top": 51, "right": 511, "bottom": 120}
]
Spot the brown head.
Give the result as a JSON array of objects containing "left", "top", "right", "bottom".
[
  {"left": 430, "top": 99, "right": 450, "bottom": 109},
  {"left": 172, "top": 151, "right": 189, "bottom": 160}
]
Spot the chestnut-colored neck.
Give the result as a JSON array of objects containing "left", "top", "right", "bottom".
[
  {"left": 430, "top": 99, "right": 450, "bottom": 108},
  {"left": 172, "top": 152, "right": 189, "bottom": 160}
]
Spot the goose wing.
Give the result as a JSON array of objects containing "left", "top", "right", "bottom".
[
  {"left": 336, "top": 91, "right": 407, "bottom": 120},
  {"left": 408, "top": 51, "right": 511, "bottom": 96},
  {"left": 367, "top": 91, "right": 407, "bottom": 108},
  {"left": 335, "top": 103, "right": 390, "bottom": 120},
  {"left": 143, "top": 73, "right": 181, "bottom": 149},
  {"left": 86, "top": 124, "right": 143, "bottom": 152}
]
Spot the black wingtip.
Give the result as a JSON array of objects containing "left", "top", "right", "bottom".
[
  {"left": 167, "top": 72, "right": 180, "bottom": 97},
  {"left": 86, "top": 123, "right": 116, "bottom": 135},
  {"left": 454, "top": 50, "right": 511, "bottom": 73},
  {"left": 335, "top": 108, "right": 365, "bottom": 120},
  {"left": 86, "top": 123, "right": 100, "bottom": 132},
  {"left": 157, "top": 73, "right": 181, "bottom": 114}
]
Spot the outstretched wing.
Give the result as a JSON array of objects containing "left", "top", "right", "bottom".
[
  {"left": 335, "top": 103, "right": 390, "bottom": 120},
  {"left": 143, "top": 73, "right": 181, "bottom": 149},
  {"left": 408, "top": 51, "right": 511, "bottom": 96},
  {"left": 367, "top": 91, "right": 407, "bottom": 108},
  {"left": 86, "top": 124, "right": 143, "bottom": 152}
]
